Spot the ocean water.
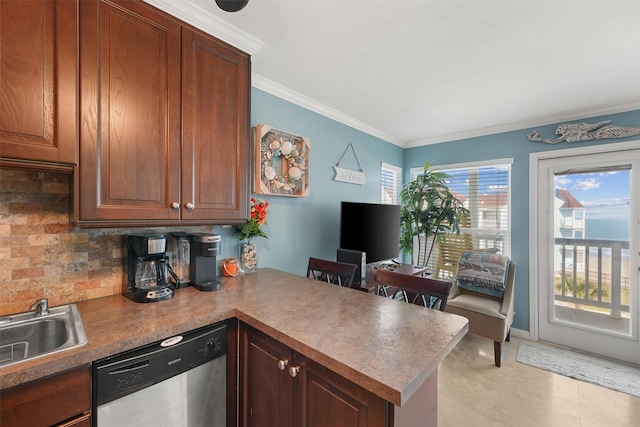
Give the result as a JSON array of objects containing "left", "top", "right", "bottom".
[{"left": 585, "top": 219, "right": 629, "bottom": 241}]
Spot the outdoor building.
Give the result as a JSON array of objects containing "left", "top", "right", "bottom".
[{"left": 554, "top": 188, "right": 586, "bottom": 271}]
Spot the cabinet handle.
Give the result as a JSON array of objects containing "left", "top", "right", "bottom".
[
  {"left": 185, "top": 202, "right": 195, "bottom": 210},
  {"left": 170, "top": 202, "right": 179, "bottom": 209},
  {"left": 289, "top": 366, "right": 300, "bottom": 378},
  {"left": 277, "top": 359, "right": 289, "bottom": 370}
]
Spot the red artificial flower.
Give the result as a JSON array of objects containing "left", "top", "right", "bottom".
[{"left": 237, "top": 198, "right": 269, "bottom": 239}]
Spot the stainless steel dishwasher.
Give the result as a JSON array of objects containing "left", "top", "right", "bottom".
[{"left": 92, "top": 322, "right": 227, "bottom": 427}]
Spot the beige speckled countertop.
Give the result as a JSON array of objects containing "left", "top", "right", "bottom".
[{"left": 0, "top": 268, "right": 468, "bottom": 406}]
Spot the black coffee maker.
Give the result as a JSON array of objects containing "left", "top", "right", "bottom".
[
  {"left": 125, "top": 234, "right": 178, "bottom": 303},
  {"left": 189, "top": 233, "right": 221, "bottom": 291}
]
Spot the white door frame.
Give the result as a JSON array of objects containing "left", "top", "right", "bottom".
[{"left": 529, "top": 140, "right": 640, "bottom": 342}]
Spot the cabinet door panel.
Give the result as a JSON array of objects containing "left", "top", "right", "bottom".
[
  {"left": 0, "top": 0, "right": 76, "bottom": 165},
  {"left": 0, "top": 365, "right": 90, "bottom": 427},
  {"left": 293, "top": 354, "right": 390, "bottom": 427},
  {"left": 78, "top": 0, "right": 180, "bottom": 221},
  {"left": 182, "top": 28, "right": 249, "bottom": 221},
  {"left": 239, "top": 324, "right": 292, "bottom": 427}
]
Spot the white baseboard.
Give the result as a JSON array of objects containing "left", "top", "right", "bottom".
[{"left": 510, "top": 327, "right": 531, "bottom": 340}]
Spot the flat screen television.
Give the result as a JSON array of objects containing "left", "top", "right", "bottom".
[{"left": 339, "top": 201, "right": 401, "bottom": 264}]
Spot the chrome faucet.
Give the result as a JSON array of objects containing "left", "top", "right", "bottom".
[{"left": 31, "top": 298, "right": 50, "bottom": 316}]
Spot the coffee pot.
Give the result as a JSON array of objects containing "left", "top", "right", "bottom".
[
  {"left": 168, "top": 232, "right": 191, "bottom": 288},
  {"left": 125, "top": 234, "right": 178, "bottom": 303}
]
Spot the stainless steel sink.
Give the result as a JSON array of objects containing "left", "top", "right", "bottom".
[{"left": 0, "top": 304, "right": 87, "bottom": 367}]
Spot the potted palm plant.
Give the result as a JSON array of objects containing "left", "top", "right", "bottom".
[{"left": 399, "top": 161, "right": 469, "bottom": 267}]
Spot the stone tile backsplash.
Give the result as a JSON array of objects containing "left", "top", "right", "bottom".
[{"left": 0, "top": 169, "right": 214, "bottom": 316}]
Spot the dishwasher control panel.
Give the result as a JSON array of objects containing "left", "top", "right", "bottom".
[{"left": 203, "top": 334, "right": 224, "bottom": 356}]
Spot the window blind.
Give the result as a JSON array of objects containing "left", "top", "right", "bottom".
[
  {"left": 381, "top": 162, "right": 401, "bottom": 204},
  {"left": 412, "top": 160, "right": 512, "bottom": 278}
]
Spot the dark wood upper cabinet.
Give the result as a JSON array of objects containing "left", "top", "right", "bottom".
[
  {"left": 75, "top": 0, "right": 250, "bottom": 226},
  {"left": 77, "top": 0, "right": 182, "bottom": 223},
  {"left": 181, "top": 26, "right": 250, "bottom": 222},
  {"left": 0, "top": 0, "right": 77, "bottom": 169}
]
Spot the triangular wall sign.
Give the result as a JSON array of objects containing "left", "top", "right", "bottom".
[{"left": 333, "top": 143, "right": 366, "bottom": 185}]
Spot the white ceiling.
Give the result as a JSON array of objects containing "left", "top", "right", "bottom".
[{"left": 145, "top": 0, "right": 640, "bottom": 148}]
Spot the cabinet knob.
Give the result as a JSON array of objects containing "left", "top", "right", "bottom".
[
  {"left": 277, "top": 359, "right": 289, "bottom": 370},
  {"left": 288, "top": 366, "right": 300, "bottom": 378},
  {"left": 185, "top": 202, "right": 195, "bottom": 210},
  {"left": 170, "top": 202, "right": 180, "bottom": 209}
]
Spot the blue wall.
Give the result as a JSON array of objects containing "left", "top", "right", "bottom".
[
  {"left": 216, "top": 87, "right": 639, "bottom": 332},
  {"left": 215, "top": 88, "right": 404, "bottom": 276},
  {"left": 403, "top": 109, "right": 640, "bottom": 331}
]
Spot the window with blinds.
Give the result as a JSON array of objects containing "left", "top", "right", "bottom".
[
  {"left": 410, "top": 159, "right": 512, "bottom": 279},
  {"left": 381, "top": 162, "right": 401, "bottom": 204}
]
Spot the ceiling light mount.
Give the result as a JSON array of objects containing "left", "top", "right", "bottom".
[{"left": 215, "top": 0, "right": 249, "bottom": 12}]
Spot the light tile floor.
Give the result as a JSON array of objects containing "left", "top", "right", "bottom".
[{"left": 438, "top": 334, "right": 640, "bottom": 427}]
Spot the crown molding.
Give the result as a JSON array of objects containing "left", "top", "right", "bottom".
[
  {"left": 142, "top": 0, "right": 263, "bottom": 55},
  {"left": 254, "top": 73, "right": 640, "bottom": 148},
  {"left": 251, "top": 74, "right": 403, "bottom": 147},
  {"left": 405, "top": 101, "right": 640, "bottom": 148}
]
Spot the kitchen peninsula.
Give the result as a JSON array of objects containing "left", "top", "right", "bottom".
[{"left": 0, "top": 268, "right": 468, "bottom": 426}]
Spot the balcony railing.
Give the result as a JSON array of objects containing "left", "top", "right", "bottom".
[
  {"left": 554, "top": 237, "right": 630, "bottom": 319},
  {"left": 560, "top": 218, "right": 585, "bottom": 229}
]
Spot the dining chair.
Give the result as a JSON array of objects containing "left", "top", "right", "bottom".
[
  {"left": 374, "top": 268, "right": 452, "bottom": 311},
  {"left": 307, "top": 257, "right": 358, "bottom": 288}
]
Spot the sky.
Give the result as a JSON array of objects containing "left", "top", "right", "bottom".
[
  {"left": 445, "top": 165, "right": 510, "bottom": 194},
  {"left": 554, "top": 170, "right": 630, "bottom": 221},
  {"left": 434, "top": 164, "right": 631, "bottom": 223}
]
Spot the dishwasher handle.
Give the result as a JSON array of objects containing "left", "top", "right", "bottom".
[{"left": 108, "top": 360, "right": 150, "bottom": 375}]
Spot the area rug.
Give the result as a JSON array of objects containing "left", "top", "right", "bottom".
[{"left": 516, "top": 341, "right": 640, "bottom": 398}]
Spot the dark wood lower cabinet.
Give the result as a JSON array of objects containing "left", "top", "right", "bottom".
[
  {"left": 58, "top": 413, "right": 91, "bottom": 427},
  {"left": 0, "top": 364, "right": 91, "bottom": 427},
  {"left": 240, "top": 322, "right": 293, "bottom": 427},
  {"left": 293, "top": 353, "right": 390, "bottom": 427},
  {"left": 239, "top": 323, "right": 390, "bottom": 427}
]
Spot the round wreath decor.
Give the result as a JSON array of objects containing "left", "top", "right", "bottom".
[{"left": 260, "top": 133, "right": 306, "bottom": 195}]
